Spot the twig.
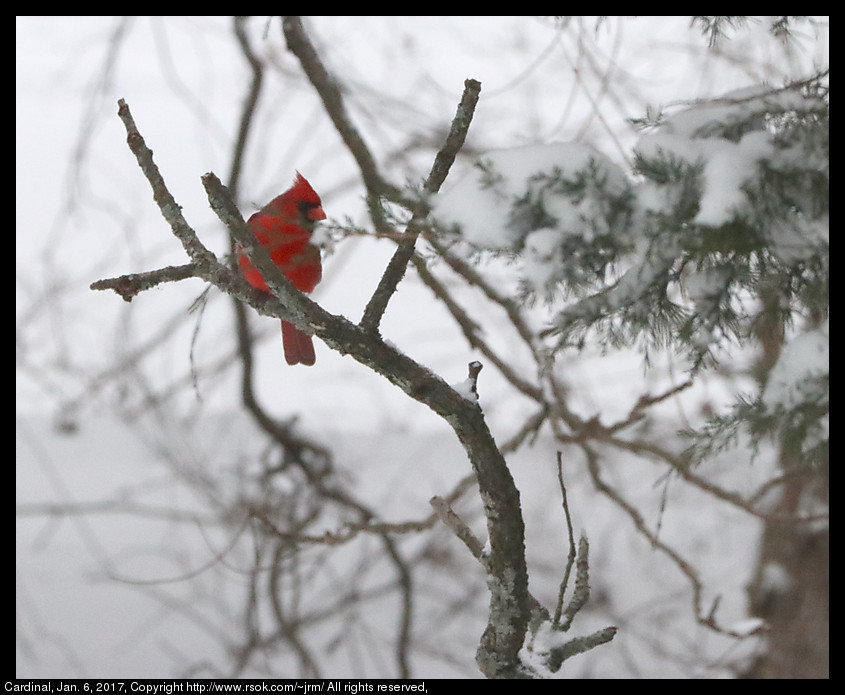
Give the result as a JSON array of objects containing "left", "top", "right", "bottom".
[
  {"left": 604, "top": 379, "right": 694, "bottom": 433},
  {"left": 99, "top": 92, "right": 530, "bottom": 679},
  {"left": 115, "top": 99, "right": 219, "bottom": 268},
  {"left": 280, "top": 18, "right": 485, "bottom": 337},
  {"left": 560, "top": 535, "right": 591, "bottom": 632},
  {"left": 552, "top": 452, "right": 577, "bottom": 627},
  {"left": 201, "top": 165, "right": 531, "bottom": 676},
  {"left": 426, "top": 236, "right": 538, "bottom": 351},
  {"left": 466, "top": 360, "right": 483, "bottom": 400},
  {"left": 411, "top": 253, "right": 544, "bottom": 401},
  {"left": 281, "top": 16, "right": 397, "bottom": 201},
  {"left": 430, "top": 495, "right": 487, "bottom": 562},
  {"left": 360, "top": 78, "right": 482, "bottom": 332},
  {"left": 576, "top": 441, "right": 748, "bottom": 637},
  {"left": 226, "top": 15, "right": 275, "bottom": 449},
  {"left": 435, "top": 459, "right": 616, "bottom": 675},
  {"left": 545, "top": 626, "right": 617, "bottom": 673},
  {"left": 229, "top": 16, "right": 264, "bottom": 204},
  {"left": 90, "top": 263, "right": 199, "bottom": 301}
]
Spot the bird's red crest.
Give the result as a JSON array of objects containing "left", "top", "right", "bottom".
[{"left": 291, "top": 172, "right": 322, "bottom": 207}]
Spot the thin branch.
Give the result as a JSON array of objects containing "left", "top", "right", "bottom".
[
  {"left": 99, "top": 93, "right": 530, "bottom": 679},
  {"left": 560, "top": 535, "right": 591, "bottom": 632},
  {"left": 411, "top": 252, "right": 543, "bottom": 401},
  {"left": 200, "top": 171, "right": 531, "bottom": 676},
  {"left": 360, "top": 78, "right": 481, "bottom": 332},
  {"left": 285, "top": 19, "right": 483, "bottom": 336},
  {"left": 424, "top": 79, "right": 482, "bottom": 193},
  {"left": 545, "top": 626, "right": 617, "bottom": 672},
  {"left": 115, "top": 99, "right": 219, "bottom": 269},
  {"left": 430, "top": 495, "right": 487, "bottom": 562},
  {"left": 432, "top": 481, "right": 615, "bottom": 676},
  {"left": 90, "top": 263, "right": 199, "bottom": 301},
  {"left": 500, "top": 406, "right": 549, "bottom": 453},
  {"left": 576, "top": 441, "right": 747, "bottom": 638},
  {"left": 604, "top": 379, "right": 694, "bottom": 433},
  {"left": 552, "top": 452, "right": 577, "bottom": 627},
  {"left": 228, "top": 16, "right": 264, "bottom": 204},
  {"left": 281, "top": 16, "right": 398, "bottom": 201},
  {"left": 429, "top": 236, "right": 538, "bottom": 350},
  {"left": 226, "top": 15, "right": 276, "bottom": 450}
]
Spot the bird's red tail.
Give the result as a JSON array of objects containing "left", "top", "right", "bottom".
[{"left": 281, "top": 320, "right": 316, "bottom": 366}]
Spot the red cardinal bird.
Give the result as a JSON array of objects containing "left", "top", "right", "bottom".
[{"left": 237, "top": 173, "right": 326, "bottom": 365}]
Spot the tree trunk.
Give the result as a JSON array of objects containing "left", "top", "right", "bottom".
[
  {"left": 742, "top": 464, "right": 829, "bottom": 678},
  {"left": 743, "top": 296, "right": 829, "bottom": 679}
]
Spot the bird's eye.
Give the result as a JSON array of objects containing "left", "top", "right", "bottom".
[{"left": 298, "top": 200, "right": 326, "bottom": 223}]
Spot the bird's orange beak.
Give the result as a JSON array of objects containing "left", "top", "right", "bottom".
[{"left": 308, "top": 206, "right": 327, "bottom": 222}]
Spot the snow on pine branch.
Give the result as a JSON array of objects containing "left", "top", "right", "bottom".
[
  {"left": 430, "top": 81, "right": 827, "bottom": 347},
  {"left": 429, "top": 79, "right": 828, "bottom": 466},
  {"left": 432, "top": 142, "right": 634, "bottom": 298}
]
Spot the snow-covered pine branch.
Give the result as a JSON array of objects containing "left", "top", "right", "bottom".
[{"left": 431, "top": 77, "right": 829, "bottom": 469}]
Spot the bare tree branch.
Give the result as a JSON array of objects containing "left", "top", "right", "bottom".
[
  {"left": 281, "top": 16, "right": 398, "bottom": 201},
  {"left": 283, "top": 17, "right": 482, "bottom": 332},
  {"left": 361, "top": 78, "right": 482, "bottom": 332},
  {"left": 114, "top": 99, "right": 219, "bottom": 269},
  {"left": 90, "top": 263, "right": 199, "bottom": 301},
  {"left": 94, "top": 92, "right": 532, "bottom": 677},
  {"left": 430, "top": 495, "right": 487, "bottom": 562}
]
